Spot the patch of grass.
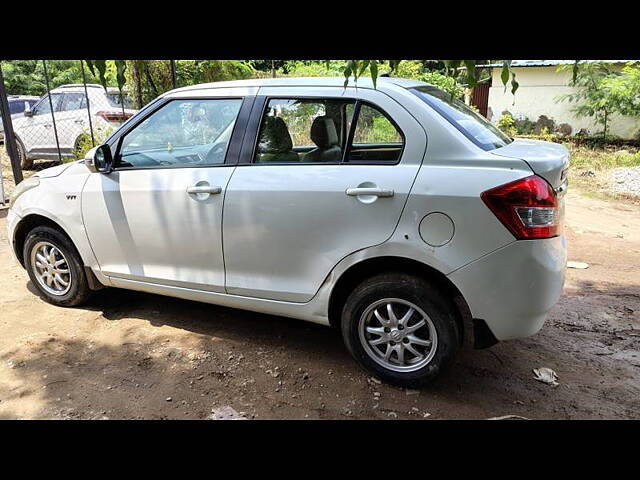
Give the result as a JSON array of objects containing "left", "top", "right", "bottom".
[{"left": 569, "top": 144, "right": 640, "bottom": 171}]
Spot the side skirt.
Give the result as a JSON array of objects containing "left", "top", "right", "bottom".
[{"left": 108, "top": 276, "right": 331, "bottom": 327}]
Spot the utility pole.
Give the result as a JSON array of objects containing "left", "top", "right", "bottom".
[{"left": 0, "top": 62, "right": 23, "bottom": 189}]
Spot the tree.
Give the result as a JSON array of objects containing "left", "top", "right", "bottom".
[
  {"left": 0, "top": 60, "right": 111, "bottom": 96},
  {"left": 558, "top": 61, "right": 640, "bottom": 140}
]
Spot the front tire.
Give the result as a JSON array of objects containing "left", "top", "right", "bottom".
[
  {"left": 23, "top": 226, "right": 92, "bottom": 307},
  {"left": 341, "top": 273, "right": 460, "bottom": 387}
]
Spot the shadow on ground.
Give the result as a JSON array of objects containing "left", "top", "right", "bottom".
[{"left": 1, "top": 283, "right": 638, "bottom": 419}]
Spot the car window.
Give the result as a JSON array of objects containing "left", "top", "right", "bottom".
[
  {"left": 107, "top": 93, "right": 134, "bottom": 109},
  {"left": 34, "top": 93, "right": 63, "bottom": 116},
  {"left": 61, "top": 93, "right": 87, "bottom": 111},
  {"left": 118, "top": 98, "right": 243, "bottom": 168},
  {"left": 254, "top": 98, "right": 355, "bottom": 164},
  {"left": 345, "top": 103, "right": 404, "bottom": 163},
  {"left": 411, "top": 85, "right": 512, "bottom": 151},
  {"left": 9, "top": 100, "right": 29, "bottom": 115}
]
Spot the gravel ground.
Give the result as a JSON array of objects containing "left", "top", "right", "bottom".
[
  {"left": 0, "top": 189, "right": 638, "bottom": 419},
  {"left": 610, "top": 166, "right": 640, "bottom": 197}
]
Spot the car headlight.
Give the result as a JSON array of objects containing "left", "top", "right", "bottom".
[{"left": 10, "top": 176, "right": 40, "bottom": 205}]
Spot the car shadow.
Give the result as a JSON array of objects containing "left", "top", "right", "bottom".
[{"left": 7, "top": 279, "right": 637, "bottom": 419}]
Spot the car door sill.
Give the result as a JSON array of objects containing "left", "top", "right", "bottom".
[{"left": 107, "top": 276, "right": 330, "bottom": 326}]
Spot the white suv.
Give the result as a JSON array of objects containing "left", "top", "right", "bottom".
[
  {"left": 6, "top": 77, "right": 568, "bottom": 386},
  {"left": 11, "top": 84, "right": 137, "bottom": 169}
]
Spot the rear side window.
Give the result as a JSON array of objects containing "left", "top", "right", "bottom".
[
  {"left": 253, "top": 98, "right": 404, "bottom": 164},
  {"left": 346, "top": 103, "right": 404, "bottom": 162},
  {"left": 117, "top": 98, "right": 242, "bottom": 168},
  {"left": 107, "top": 93, "right": 134, "bottom": 109},
  {"left": 60, "top": 93, "right": 87, "bottom": 111},
  {"left": 411, "top": 85, "right": 512, "bottom": 151},
  {"left": 254, "top": 98, "right": 355, "bottom": 164}
]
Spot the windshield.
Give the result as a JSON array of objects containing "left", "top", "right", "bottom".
[{"left": 411, "top": 86, "right": 512, "bottom": 151}]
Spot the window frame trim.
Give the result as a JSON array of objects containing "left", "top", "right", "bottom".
[
  {"left": 109, "top": 95, "right": 254, "bottom": 172},
  {"left": 241, "top": 95, "right": 406, "bottom": 167}
]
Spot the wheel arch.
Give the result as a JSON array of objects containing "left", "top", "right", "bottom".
[
  {"left": 13, "top": 213, "right": 76, "bottom": 267},
  {"left": 327, "top": 256, "right": 472, "bottom": 345}
]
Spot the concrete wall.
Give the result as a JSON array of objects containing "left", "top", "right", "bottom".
[{"left": 487, "top": 66, "right": 640, "bottom": 140}]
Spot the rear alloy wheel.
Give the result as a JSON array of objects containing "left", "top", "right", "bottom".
[
  {"left": 358, "top": 298, "right": 438, "bottom": 372},
  {"left": 341, "top": 273, "right": 460, "bottom": 387},
  {"left": 23, "top": 226, "right": 92, "bottom": 307}
]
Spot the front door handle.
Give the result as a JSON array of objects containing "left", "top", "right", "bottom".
[
  {"left": 187, "top": 185, "right": 222, "bottom": 195},
  {"left": 346, "top": 187, "right": 394, "bottom": 198}
]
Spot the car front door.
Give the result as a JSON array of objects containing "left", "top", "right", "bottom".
[
  {"left": 222, "top": 87, "right": 427, "bottom": 302},
  {"left": 17, "top": 93, "right": 63, "bottom": 155},
  {"left": 82, "top": 90, "right": 255, "bottom": 291}
]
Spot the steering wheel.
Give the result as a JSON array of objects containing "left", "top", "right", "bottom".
[{"left": 205, "top": 141, "right": 228, "bottom": 164}]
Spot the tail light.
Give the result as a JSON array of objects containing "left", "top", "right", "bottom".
[
  {"left": 481, "top": 175, "right": 560, "bottom": 239},
  {"left": 96, "top": 110, "right": 134, "bottom": 123}
]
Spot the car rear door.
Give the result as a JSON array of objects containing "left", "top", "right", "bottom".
[
  {"left": 222, "top": 86, "right": 427, "bottom": 302},
  {"left": 56, "top": 92, "right": 89, "bottom": 152}
]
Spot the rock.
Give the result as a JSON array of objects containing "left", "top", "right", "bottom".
[
  {"left": 166, "top": 397, "right": 172, "bottom": 402},
  {"left": 532, "top": 367, "right": 559, "bottom": 387},
  {"left": 567, "top": 261, "right": 589, "bottom": 269}
]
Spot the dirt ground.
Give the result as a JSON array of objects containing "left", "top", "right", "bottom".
[{"left": 0, "top": 188, "right": 639, "bottom": 420}]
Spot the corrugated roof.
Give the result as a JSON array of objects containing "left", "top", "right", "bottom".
[{"left": 478, "top": 60, "right": 634, "bottom": 68}]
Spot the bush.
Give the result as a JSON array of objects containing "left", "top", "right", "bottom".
[
  {"left": 73, "top": 127, "right": 113, "bottom": 161},
  {"left": 497, "top": 112, "right": 516, "bottom": 136}
]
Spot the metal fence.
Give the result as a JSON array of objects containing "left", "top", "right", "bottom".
[{"left": 0, "top": 59, "right": 182, "bottom": 204}]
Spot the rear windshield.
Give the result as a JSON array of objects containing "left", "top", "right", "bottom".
[
  {"left": 411, "top": 86, "right": 512, "bottom": 151},
  {"left": 107, "top": 93, "right": 134, "bottom": 109}
]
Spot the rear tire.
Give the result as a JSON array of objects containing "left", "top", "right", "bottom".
[
  {"left": 16, "top": 136, "right": 33, "bottom": 170},
  {"left": 23, "top": 226, "right": 92, "bottom": 307},
  {"left": 341, "top": 273, "right": 460, "bottom": 387}
]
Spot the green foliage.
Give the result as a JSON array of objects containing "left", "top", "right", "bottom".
[
  {"left": 280, "top": 60, "right": 347, "bottom": 77},
  {"left": 569, "top": 143, "right": 640, "bottom": 171},
  {"left": 497, "top": 112, "right": 517, "bottom": 136},
  {"left": 0, "top": 60, "right": 112, "bottom": 96},
  {"left": 420, "top": 71, "right": 465, "bottom": 99},
  {"left": 126, "top": 60, "right": 255, "bottom": 108},
  {"left": 73, "top": 127, "right": 114, "bottom": 161},
  {"left": 557, "top": 62, "right": 640, "bottom": 140}
]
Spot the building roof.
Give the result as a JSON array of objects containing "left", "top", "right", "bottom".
[{"left": 478, "top": 60, "right": 633, "bottom": 68}]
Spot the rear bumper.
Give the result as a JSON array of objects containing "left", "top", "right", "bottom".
[{"left": 448, "top": 236, "right": 566, "bottom": 341}]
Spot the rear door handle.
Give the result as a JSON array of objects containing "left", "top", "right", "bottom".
[
  {"left": 187, "top": 185, "right": 222, "bottom": 195},
  {"left": 346, "top": 187, "right": 394, "bottom": 197}
]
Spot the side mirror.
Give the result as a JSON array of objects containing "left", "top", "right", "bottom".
[
  {"left": 85, "top": 144, "right": 113, "bottom": 174},
  {"left": 24, "top": 105, "right": 34, "bottom": 117}
]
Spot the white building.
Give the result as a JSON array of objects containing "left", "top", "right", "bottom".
[{"left": 480, "top": 60, "right": 639, "bottom": 140}]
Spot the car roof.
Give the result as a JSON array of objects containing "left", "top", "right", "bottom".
[{"left": 166, "top": 76, "right": 428, "bottom": 95}]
